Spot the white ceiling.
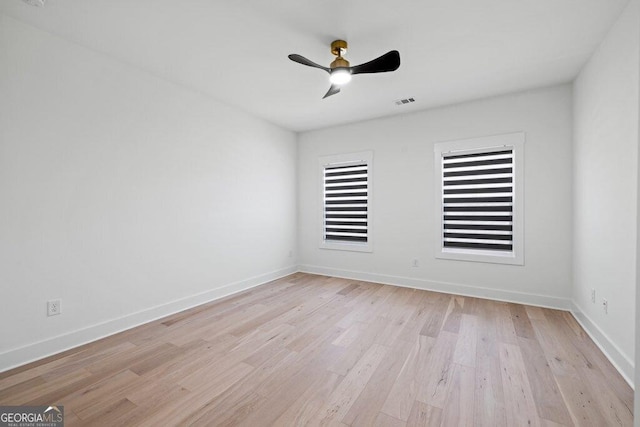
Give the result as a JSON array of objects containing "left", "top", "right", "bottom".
[{"left": 0, "top": 0, "right": 630, "bottom": 132}]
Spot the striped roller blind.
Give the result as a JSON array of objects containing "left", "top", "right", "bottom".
[
  {"left": 323, "top": 163, "right": 368, "bottom": 243},
  {"left": 441, "top": 148, "right": 514, "bottom": 253}
]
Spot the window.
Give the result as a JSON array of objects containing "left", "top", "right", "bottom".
[
  {"left": 319, "top": 151, "right": 373, "bottom": 252},
  {"left": 434, "top": 133, "right": 524, "bottom": 265}
]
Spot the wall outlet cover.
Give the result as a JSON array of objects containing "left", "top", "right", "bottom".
[{"left": 47, "top": 299, "right": 61, "bottom": 316}]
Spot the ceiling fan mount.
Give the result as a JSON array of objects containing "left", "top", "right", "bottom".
[
  {"left": 330, "top": 40, "right": 350, "bottom": 69},
  {"left": 288, "top": 40, "right": 400, "bottom": 99},
  {"left": 330, "top": 40, "right": 348, "bottom": 59}
]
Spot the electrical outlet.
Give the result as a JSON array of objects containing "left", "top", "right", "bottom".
[
  {"left": 47, "top": 299, "right": 61, "bottom": 316},
  {"left": 590, "top": 289, "right": 596, "bottom": 303},
  {"left": 411, "top": 258, "right": 419, "bottom": 268},
  {"left": 602, "top": 299, "right": 608, "bottom": 314}
]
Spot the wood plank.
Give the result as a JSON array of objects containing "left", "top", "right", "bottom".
[
  {"left": 6, "top": 368, "right": 93, "bottom": 406},
  {"left": 381, "top": 336, "right": 436, "bottom": 421},
  {"left": 452, "top": 314, "right": 478, "bottom": 368},
  {"left": 406, "top": 400, "right": 442, "bottom": 426},
  {"left": 67, "top": 370, "right": 141, "bottom": 420},
  {"left": 343, "top": 337, "right": 415, "bottom": 426},
  {"left": 474, "top": 299, "right": 507, "bottom": 427},
  {"left": 462, "top": 296, "right": 482, "bottom": 315},
  {"left": 554, "top": 374, "right": 610, "bottom": 426},
  {"left": 442, "top": 296, "right": 465, "bottom": 333},
  {"left": 509, "top": 303, "right": 536, "bottom": 339},
  {"left": 337, "top": 282, "right": 360, "bottom": 296},
  {"left": 579, "top": 364, "right": 633, "bottom": 427},
  {"left": 311, "top": 343, "right": 389, "bottom": 425},
  {"left": 529, "top": 317, "right": 579, "bottom": 377},
  {"left": 128, "top": 343, "right": 185, "bottom": 376},
  {"left": 373, "top": 412, "right": 406, "bottom": 427},
  {"left": 394, "top": 292, "right": 436, "bottom": 343},
  {"left": 419, "top": 293, "right": 450, "bottom": 338},
  {"left": 273, "top": 371, "right": 344, "bottom": 426},
  {"left": 498, "top": 342, "right": 540, "bottom": 427},
  {"left": 221, "top": 341, "right": 345, "bottom": 425},
  {"left": 518, "top": 336, "right": 574, "bottom": 426},
  {"left": 416, "top": 331, "right": 458, "bottom": 409},
  {"left": 439, "top": 363, "right": 476, "bottom": 427},
  {"left": 78, "top": 397, "right": 138, "bottom": 425},
  {"left": 0, "top": 376, "right": 46, "bottom": 402},
  {"left": 494, "top": 302, "right": 519, "bottom": 345}
]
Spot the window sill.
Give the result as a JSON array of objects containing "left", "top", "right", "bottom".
[
  {"left": 320, "top": 240, "right": 373, "bottom": 253},
  {"left": 436, "top": 248, "right": 523, "bottom": 265}
]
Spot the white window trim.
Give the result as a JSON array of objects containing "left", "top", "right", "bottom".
[
  {"left": 434, "top": 132, "right": 525, "bottom": 265},
  {"left": 319, "top": 151, "right": 373, "bottom": 253}
]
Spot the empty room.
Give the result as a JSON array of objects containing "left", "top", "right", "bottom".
[{"left": 0, "top": 0, "right": 639, "bottom": 426}]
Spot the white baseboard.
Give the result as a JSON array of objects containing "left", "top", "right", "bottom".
[
  {"left": 570, "top": 302, "right": 634, "bottom": 388},
  {"left": 299, "top": 264, "right": 571, "bottom": 310},
  {"left": 0, "top": 266, "right": 298, "bottom": 373},
  {"left": 300, "top": 264, "right": 634, "bottom": 388}
]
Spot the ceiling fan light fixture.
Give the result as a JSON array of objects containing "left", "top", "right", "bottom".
[{"left": 329, "top": 68, "right": 352, "bottom": 85}]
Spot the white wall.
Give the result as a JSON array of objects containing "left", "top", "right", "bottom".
[
  {"left": 572, "top": 0, "right": 639, "bottom": 385},
  {"left": 636, "top": 89, "right": 640, "bottom": 425},
  {"left": 636, "top": 71, "right": 640, "bottom": 424},
  {"left": 0, "top": 15, "right": 297, "bottom": 371},
  {"left": 298, "top": 85, "right": 574, "bottom": 308},
  {"left": 637, "top": 5, "right": 640, "bottom": 409}
]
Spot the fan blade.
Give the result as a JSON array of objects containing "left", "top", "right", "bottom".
[
  {"left": 323, "top": 84, "right": 341, "bottom": 99},
  {"left": 350, "top": 50, "right": 400, "bottom": 75},
  {"left": 288, "top": 54, "right": 330, "bottom": 73}
]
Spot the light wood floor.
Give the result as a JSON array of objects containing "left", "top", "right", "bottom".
[{"left": 0, "top": 273, "right": 633, "bottom": 426}]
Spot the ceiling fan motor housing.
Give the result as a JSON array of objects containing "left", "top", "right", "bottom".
[{"left": 330, "top": 58, "right": 350, "bottom": 69}]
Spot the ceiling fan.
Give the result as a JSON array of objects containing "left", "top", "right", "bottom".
[{"left": 288, "top": 40, "right": 400, "bottom": 99}]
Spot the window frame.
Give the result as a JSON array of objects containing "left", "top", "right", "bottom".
[
  {"left": 319, "top": 151, "right": 373, "bottom": 253},
  {"left": 434, "top": 133, "right": 525, "bottom": 265}
]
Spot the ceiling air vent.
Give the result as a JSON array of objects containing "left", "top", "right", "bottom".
[
  {"left": 394, "top": 98, "right": 415, "bottom": 106},
  {"left": 22, "top": 0, "right": 46, "bottom": 6}
]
